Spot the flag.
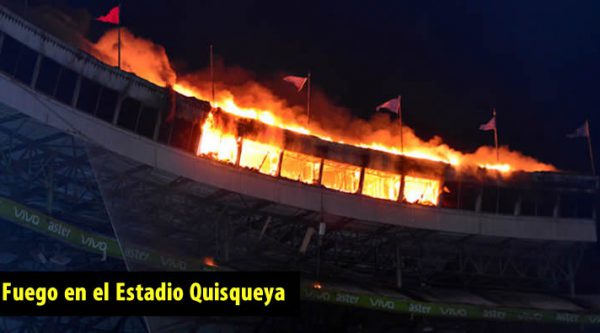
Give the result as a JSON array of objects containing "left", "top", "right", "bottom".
[
  {"left": 96, "top": 5, "right": 120, "bottom": 25},
  {"left": 283, "top": 75, "right": 307, "bottom": 92},
  {"left": 479, "top": 116, "right": 496, "bottom": 131},
  {"left": 376, "top": 96, "right": 401, "bottom": 114},
  {"left": 567, "top": 121, "right": 590, "bottom": 138}
]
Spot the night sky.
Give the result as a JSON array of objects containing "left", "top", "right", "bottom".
[{"left": 34, "top": 0, "right": 600, "bottom": 173}]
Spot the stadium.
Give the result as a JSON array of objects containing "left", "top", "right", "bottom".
[{"left": 0, "top": 1, "right": 599, "bottom": 332}]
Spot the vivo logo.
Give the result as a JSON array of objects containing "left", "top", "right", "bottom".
[
  {"left": 440, "top": 307, "right": 468, "bottom": 317},
  {"left": 304, "top": 290, "right": 331, "bottom": 301},
  {"left": 518, "top": 312, "right": 543, "bottom": 321},
  {"left": 369, "top": 298, "right": 395, "bottom": 310},
  {"left": 160, "top": 256, "right": 187, "bottom": 270},
  {"left": 81, "top": 234, "right": 108, "bottom": 254},
  {"left": 14, "top": 207, "right": 40, "bottom": 226}
]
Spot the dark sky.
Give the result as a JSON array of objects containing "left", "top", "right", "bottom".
[{"left": 51, "top": 0, "right": 600, "bottom": 172}]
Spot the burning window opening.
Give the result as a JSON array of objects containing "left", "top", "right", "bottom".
[
  {"left": 196, "top": 111, "right": 443, "bottom": 206},
  {"left": 321, "top": 160, "right": 361, "bottom": 194},
  {"left": 197, "top": 113, "right": 238, "bottom": 164},
  {"left": 403, "top": 175, "right": 441, "bottom": 206},
  {"left": 280, "top": 151, "right": 322, "bottom": 185},
  {"left": 361, "top": 168, "right": 402, "bottom": 201},
  {"left": 239, "top": 139, "right": 281, "bottom": 176}
]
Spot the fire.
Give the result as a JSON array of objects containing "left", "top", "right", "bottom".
[
  {"left": 362, "top": 169, "right": 402, "bottom": 201},
  {"left": 479, "top": 163, "right": 511, "bottom": 173},
  {"left": 87, "top": 29, "right": 559, "bottom": 207},
  {"left": 195, "top": 110, "right": 442, "bottom": 205},
  {"left": 403, "top": 176, "right": 441, "bottom": 206},
  {"left": 197, "top": 113, "right": 238, "bottom": 164},
  {"left": 239, "top": 139, "right": 281, "bottom": 176},
  {"left": 321, "top": 160, "right": 361, "bottom": 193},
  {"left": 280, "top": 151, "right": 322, "bottom": 184}
]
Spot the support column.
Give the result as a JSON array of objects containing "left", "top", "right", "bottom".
[
  {"left": 475, "top": 189, "right": 483, "bottom": 213},
  {"left": 568, "top": 255, "right": 576, "bottom": 297},
  {"left": 30, "top": 53, "right": 42, "bottom": 89},
  {"left": 514, "top": 194, "right": 522, "bottom": 216},
  {"left": 71, "top": 75, "right": 82, "bottom": 108},
  {"left": 553, "top": 193, "right": 561, "bottom": 218},
  {"left": 45, "top": 162, "right": 54, "bottom": 214},
  {"left": 299, "top": 227, "right": 316, "bottom": 254},
  {"left": 396, "top": 243, "right": 403, "bottom": 289}
]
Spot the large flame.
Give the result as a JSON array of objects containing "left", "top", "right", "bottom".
[{"left": 88, "top": 29, "right": 557, "bottom": 206}]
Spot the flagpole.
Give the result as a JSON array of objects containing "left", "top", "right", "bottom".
[
  {"left": 210, "top": 44, "right": 215, "bottom": 108},
  {"left": 398, "top": 95, "right": 403, "bottom": 154},
  {"left": 493, "top": 108, "right": 499, "bottom": 163},
  {"left": 117, "top": 2, "right": 122, "bottom": 69},
  {"left": 586, "top": 119, "right": 596, "bottom": 175},
  {"left": 307, "top": 72, "right": 311, "bottom": 125}
]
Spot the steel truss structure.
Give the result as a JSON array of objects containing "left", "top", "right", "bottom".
[
  {"left": 0, "top": 74, "right": 593, "bottom": 333},
  {"left": 90, "top": 146, "right": 586, "bottom": 293},
  {"left": 0, "top": 105, "right": 593, "bottom": 332},
  {"left": 0, "top": 3, "right": 596, "bottom": 331},
  {"left": 0, "top": 106, "right": 587, "bottom": 292},
  {"left": 0, "top": 316, "right": 146, "bottom": 333},
  {"left": 0, "top": 108, "right": 146, "bottom": 332}
]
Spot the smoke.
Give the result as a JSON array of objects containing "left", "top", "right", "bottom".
[
  {"left": 1, "top": 0, "right": 92, "bottom": 48},
  {"left": 87, "top": 28, "right": 555, "bottom": 173},
  {"left": 90, "top": 29, "right": 176, "bottom": 86},
  {"left": 178, "top": 62, "right": 305, "bottom": 123}
]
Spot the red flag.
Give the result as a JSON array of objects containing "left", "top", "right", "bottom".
[
  {"left": 567, "top": 120, "right": 590, "bottom": 138},
  {"left": 96, "top": 5, "right": 120, "bottom": 25},
  {"left": 376, "top": 97, "right": 401, "bottom": 114},
  {"left": 479, "top": 116, "right": 496, "bottom": 131},
  {"left": 283, "top": 75, "right": 308, "bottom": 92}
]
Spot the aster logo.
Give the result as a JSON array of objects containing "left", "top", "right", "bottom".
[
  {"left": 48, "top": 221, "right": 71, "bottom": 239},
  {"left": 124, "top": 247, "right": 150, "bottom": 262},
  {"left": 409, "top": 303, "right": 431, "bottom": 314},
  {"left": 483, "top": 309, "right": 506, "bottom": 319},
  {"left": 556, "top": 313, "right": 579, "bottom": 323},
  {"left": 335, "top": 293, "right": 359, "bottom": 305}
]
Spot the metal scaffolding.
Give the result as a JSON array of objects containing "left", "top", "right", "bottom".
[{"left": 0, "top": 105, "right": 592, "bottom": 333}]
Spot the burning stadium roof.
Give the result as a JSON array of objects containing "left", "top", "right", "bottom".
[
  {"left": 0, "top": 2, "right": 596, "bottom": 243},
  {"left": 2, "top": 5, "right": 600, "bottom": 332}
]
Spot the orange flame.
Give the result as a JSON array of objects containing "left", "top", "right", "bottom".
[
  {"left": 197, "top": 113, "right": 239, "bottom": 164},
  {"left": 88, "top": 29, "right": 557, "bottom": 206}
]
